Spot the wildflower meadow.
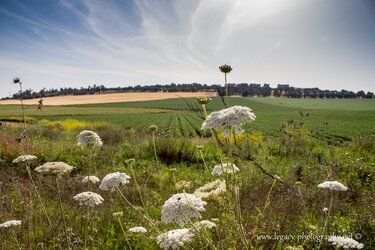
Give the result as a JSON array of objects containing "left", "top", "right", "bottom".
[{"left": 0, "top": 91, "right": 374, "bottom": 249}]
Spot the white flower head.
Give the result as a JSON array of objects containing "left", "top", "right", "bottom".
[
  {"left": 73, "top": 192, "right": 104, "bottom": 207},
  {"left": 157, "top": 228, "right": 195, "bottom": 250},
  {"left": 211, "top": 163, "right": 240, "bottom": 176},
  {"left": 175, "top": 180, "right": 192, "bottom": 191},
  {"left": 129, "top": 226, "right": 148, "bottom": 233},
  {"left": 323, "top": 207, "right": 329, "bottom": 213},
  {"left": 99, "top": 172, "right": 131, "bottom": 191},
  {"left": 328, "top": 236, "right": 364, "bottom": 249},
  {"left": 82, "top": 176, "right": 100, "bottom": 184},
  {"left": 202, "top": 106, "right": 256, "bottom": 131},
  {"left": 161, "top": 193, "right": 207, "bottom": 227},
  {"left": 35, "top": 162, "right": 74, "bottom": 175},
  {"left": 77, "top": 130, "right": 103, "bottom": 148},
  {"left": 12, "top": 155, "right": 37, "bottom": 164},
  {"left": 194, "top": 179, "right": 226, "bottom": 200},
  {"left": 0, "top": 220, "right": 21, "bottom": 228},
  {"left": 318, "top": 181, "right": 348, "bottom": 191},
  {"left": 191, "top": 220, "right": 217, "bottom": 232}
]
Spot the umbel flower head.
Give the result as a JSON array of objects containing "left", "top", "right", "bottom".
[
  {"left": 175, "top": 180, "right": 192, "bottom": 191},
  {"left": 112, "top": 212, "right": 123, "bottom": 218},
  {"left": 196, "top": 96, "right": 212, "bottom": 105},
  {"left": 211, "top": 163, "right": 240, "bottom": 176},
  {"left": 73, "top": 192, "right": 104, "bottom": 207},
  {"left": 318, "top": 181, "right": 348, "bottom": 191},
  {"left": 149, "top": 125, "right": 158, "bottom": 132},
  {"left": 82, "top": 176, "right": 100, "bottom": 184},
  {"left": 129, "top": 226, "right": 148, "bottom": 233},
  {"left": 161, "top": 193, "right": 207, "bottom": 227},
  {"left": 77, "top": 130, "right": 103, "bottom": 148},
  {"left": 191, "top": 220, "right": 217, "bottom": 232},
  {"left": 99, "top": 172, "right": 131, "bottom": 191},
  {"left": 157, "top": 228, "right": 195, "bottom": 250},
  {"left": 328, "top": 236, "right": 364, "bottom": 249},
  {"left": 194, "top": 179, "right": 226, "bottom": 200},
  {"left": 201, "top": 106, "right": 256, "bottom": 132},
  {"left": 12, "top": 155, "right": 37, "bottom": 164},
  {"left": 35, "top": 162, "right": 74, "bottom": 175},
  {"left": 0, "top": 220, "right": 21, "bottom": 228}
]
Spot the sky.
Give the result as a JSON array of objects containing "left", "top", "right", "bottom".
[{"left": 0, "top": 0, "right": 374, "bottom": 98}]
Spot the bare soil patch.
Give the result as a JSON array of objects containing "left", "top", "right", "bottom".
[{"left": 0, "top": 92, "right": 216, "bottom": 106}]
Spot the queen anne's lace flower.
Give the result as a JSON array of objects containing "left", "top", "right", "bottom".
[
  {"left": 99, "top": 172, "right": 131, "bottom": 191},
  {"left": 175, "top": 181, "right": 192, "bottom": 191},
  {"left": 157, "top": 228, "right": 195, "bottom": 249},
  {"left": 129, "top": 226, "right": 148, "bottom": 233},
  {"left": 73, "top": 192, "right": 104, "bottom": 207},
  {"left": 328, "top": 236, "right": 364, "bottom": 249},
  {"left": 12, "top": 155, "right": 37, "bottom": 163},
  {"left": 0, "top": 220, "right": 21, "bottom": 228},
  {"left": 196, "top": 96, "right": 212, "bottom": 105},
  {"left": 82, "top": 176, "right": 100, "bottom": 184},
  {"left": 318, "top": 181, "right": 348, "bottom": 191},
  {"left": 77, "top": 130, "right": 103, "bottom": 148},
  {"left": 191, "top": 220, "right": 217, "bottom": 231},
  {"left": 201, "top": 106, "right": 256, "bottom": 132},
  {"left": 35, "top": 162, "right": 74, "bottom": 175},
  {"left": 161, "top": 193, "right": 207, "bottom": 227},
  {"left": 194, "top": 179, "right": 226, "bottom": 200},
  {"left": 211, "top": 163, "right": 239, "bottom": 176}
]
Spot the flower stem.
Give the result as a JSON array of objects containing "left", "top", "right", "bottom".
[
  {"left": 55, "top": 176, "right": 70, "bottom": 249},
  {"left": 116, "top": 187, "right": 161, "bottom": 234},
  {"left": 199, "top": 149, "right": 209, "bottom": 172},
  {"left": 130, "top": 164, "right": 146, "bottom": 209},
  {"left": 26, "top": 165, "right": 52, "bottom": 228},
  {"left": 202, "top": 104, "right": 208, "bottom": 117},
  {"left": 12, "top": 230, "right": 22, "bottom": 250},
  {"left": 84, "top": 206, "right": 90, "bottom": 249},
  {"left": 117, "top": 218, "right": 132, "bottom": 250},
  {"left": 263, "top": 179, "right": 277, "bottom": 212},
  {"left": 152, "top": 132, "right": 159, "bottom": 168}
]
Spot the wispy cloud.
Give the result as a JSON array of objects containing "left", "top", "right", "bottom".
[{"left": 0, "top": 0, "right": 374, "bottom": 97}]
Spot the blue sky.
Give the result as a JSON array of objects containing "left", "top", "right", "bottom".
[{"left": 0, "top": 0, "right": 374, "bottom": 98}]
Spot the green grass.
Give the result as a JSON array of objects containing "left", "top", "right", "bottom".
[
  {"left": 1, "top": 97, "right": 375, "bottom": 138},
  {"left": 1, "top": 97, "right": 375, "bottom": 249}
]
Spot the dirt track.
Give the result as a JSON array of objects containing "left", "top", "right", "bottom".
[{"left": 0, "top": 92, "right": 216, "bottom": 106}]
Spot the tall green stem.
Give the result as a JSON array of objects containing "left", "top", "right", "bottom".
[
  {"left": 225, "top": 73, "right": 228, "bottom": 97},
  {"left": 198, "top": 149, "right": 208, "bottom": 172},
  {"left": 130, "top": 164, "right": 146, "bottom": 209},
  {"left": 12, "top": 230, "right": 22, "bottom": 250},
  {"left": 116, "top": 187, "right": 161, "bottom": 234},
  {"left": 152, "top": 132, "right": 159, "bottom": 168},
  {"left": 263, "top": 179, "right": 277, "bottom": 212},
  {"left": 117, "top": 218, "right": 132, "bottom": 250},
  {"left": 26, "top": 165, "right": 52, "bottom": 228},
  {"left": 55, "top": 177, "right": 70, "bottom": 249},
  {"left": 228, "top": 127, "right": 249, "bottom": 249},
  {"left": 18, "top": 81, "right": 29, "bottom": 152}
]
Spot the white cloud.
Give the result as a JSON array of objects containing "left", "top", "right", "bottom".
[{"left": 0, "top": 0, "right": 374, "bottom": 97}]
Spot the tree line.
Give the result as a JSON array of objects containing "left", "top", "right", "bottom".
[{"left": 4, "top": 83, "right": 374, "bottom": 100}]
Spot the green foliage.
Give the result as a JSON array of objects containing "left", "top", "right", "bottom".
[{"left": 0, "top": 99, "right": 374, "bottom": 249}]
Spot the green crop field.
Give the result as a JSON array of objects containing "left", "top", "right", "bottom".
[{"left": 1, "top": 97, "right": 374, "bottom": 138}]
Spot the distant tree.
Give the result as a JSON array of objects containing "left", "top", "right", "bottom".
[
  {"left": 366, "top": 92, "right": 374, "bottom": 99},
  {"left": 357, "top": 91, "right": 366, "bottom": 98},
  {"left": 219, "top": 64, "right": 232, "bottom": 96}
]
